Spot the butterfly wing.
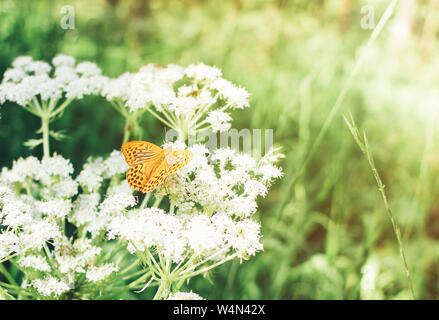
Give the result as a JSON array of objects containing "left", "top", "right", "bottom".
[
  {"left": 122, "top": 141, "right": 163, "bottom": 166},
  {"left": 140, "top": 160, "right": 168, "bottom": 193},
  {"left": 122, "top": 141, "right": 194, "bottom": 194},
  {"left": 138, "top": 150, "right": 193, "bottom": 193},
  {"left": 165, "top": 149, "right": 194, "bottom": 175},
  {"left": 122, "top": 141, "right": 164, "bottom": 192},
  {"left": 126, "top": 161, "right": 159, "bottom": 192}
]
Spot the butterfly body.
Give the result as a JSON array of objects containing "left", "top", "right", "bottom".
[{"left": 122, "top": 141, "right": 193, "bottom": 193}]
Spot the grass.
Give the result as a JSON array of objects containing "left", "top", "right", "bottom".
[{"left": 344, "top": 112, "right": 415, "bottom": 299}]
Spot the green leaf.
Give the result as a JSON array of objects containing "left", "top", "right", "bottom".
[
  {"left": 23, "top": 138, "right": 43, "bottom": 149},
  {"left": 49, "top": 130, "right": 69, "bottom": 141}
]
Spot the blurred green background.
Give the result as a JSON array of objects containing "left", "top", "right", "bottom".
[{"left": 1, "top": 0, "right": 439, "bottom": 299}]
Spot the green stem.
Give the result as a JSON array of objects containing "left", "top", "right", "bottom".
[
  {"left": 128, "top": 272, "right": 152, "bottom": 289},
  {"left": 145, "top": 105, "right": 175, "bottom": 129},
  {"left": 140, "top": 193, "right": 151, "bottom": 209},
  {"left": 153, "top": 279, "right": 170, "bottom": 300},
  {"left": 123, "top": 119, "right": 131, "bottom": 144},
  {"left": 152, "top": 195, "right": 163, "bottom": 208},
  {"left": 0, "top": 263, "right": 19, "bottom": 288},
  {"left": 175, "top": 247, "right": 230, "bottom": 277},
  {"left": 41, "top": 116, "right": 50, "bottom": 158},
  {"left": 176, "top": 252, "right": 238, "bottom": 281},
  {"left": 49, "top": 99, "right": 73, "bottom": 118}
]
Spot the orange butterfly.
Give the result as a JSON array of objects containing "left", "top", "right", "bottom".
[{"left": 122, "top": 141, "right": 193, "bottom": 193}]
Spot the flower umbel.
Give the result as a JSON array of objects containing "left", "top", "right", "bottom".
[{"left": 0, "top": 58, "right": 282, "bottom": 300}]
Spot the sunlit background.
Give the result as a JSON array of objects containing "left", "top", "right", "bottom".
[{"left": 1, "top": 0, "right": 439, "bottom": 299}]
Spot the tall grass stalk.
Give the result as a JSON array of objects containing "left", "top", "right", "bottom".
[
  {"left": 272, "top": 0, "right": 399, "bottom": 222},
  {"left": 344, "top": 113, "right": 415, "bottom": 299}
]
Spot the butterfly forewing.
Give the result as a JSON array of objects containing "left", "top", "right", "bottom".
[{"left": 122, "top": 141, "right": 163, "bottom": 166}]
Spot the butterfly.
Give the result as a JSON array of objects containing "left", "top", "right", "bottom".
[{"left": 121, "top": 141, "right": 193, "bottom": 193}]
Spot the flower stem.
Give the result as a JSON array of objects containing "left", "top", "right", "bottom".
[
  {"left": 153, "top": 279, "right": 170, "bottom": 300},
  {"left": 176, "top": 252, "right": 239, "bottom": 281},
  {"left": 123, "top": 119, "right": 131, "bottom": 144},
  {"left": 41, "top": 116, "right": 50, "bottom": 158}
]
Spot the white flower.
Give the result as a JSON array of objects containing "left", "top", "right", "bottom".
[
  {"left": 55, "top": 238, "right": 102, "bottom": 274},
  {"left": 31, "top": 276, "right": 70, "bottom": 297},
  {"left": 244, "top": 179, "right": 267, "bottom": 198},
  {"left": 1, "top": 196, "right": 33, "bottom": 228},
  {"left": 167, "top": 291, "right": 205, "bottom": 300},
  {"left": 39, "top": 154, "right": 73, "bottom": 179},
  {"left": 226, "top": 196, "right": 258, "bottom": 217},
  {"left": 206, "top": 110, "right": 232, "bottom": 132},
  {"left": 56, "top": 255, "right": 85, "bottom": 274},
  {"left": 169, "top": 96, "right": 198, "bottom": 116},
  {"left": 21, "top": 220, "right": 62, "bottom": 250},
  {"left": 103, "top": 150, "right": 128, "bottom": 178},
  {"left": 257, "top": 164, "right": 283, "bottom": 182},
  {"left": 185, "top": 215, "right": 224, "bottom": 256},
  {"left": 18, "top": 255, "right": 51, "bottom": 272},
  {"left": 3, "top": 68, "right": 26, "bottom": 83},
  {"left": 11, "top": 56, "right": 33, "bottom": 69},
  {"left": 0, "top": 231, "right": 20, "bottom": 260},
  {"left": 65, "top": 75, "right": 108, "bottom": 99},
  {"left": 232, "top": 153, "right": 257, "bottom": 171},
  {"left": 107, "top": 208, "right": 187, "bottom": 263},
  {"left": 50, "top": 178, "right": 79, "bottom": 199},
  {"left": 210, "top": 78, "right": 250, "bottom": 109},
  {"left": 185, "top": 63, "right": 222, "bottom": 81},
  {"left": 38, "top": 199, "right": 72, "bottom": 219},
  {"left": 225, "top": 220, "right": 263, "bottom": 258},
  {"left": 75, "top": 62, "right": 101, "bottom": 76},
  {"left": 70, "top": 193, "right": 100, "bottom": 226},
  {"left": 86, "top": 263, "right": 118, "bottom": 282},
  {"left": 126, "top": 68, "right": 177, "bottom": 112},
  {"left": 0, "top": 55, "right": 106, "bottom": 105},
  {"left": 52, "top": 54, "right": 75, "bottom": 68},
  {"left": 76, "top": 156, "right": 105, "bottom": 192},
  {"left": 54, "top": 65, "right": 78, "bottom": 84},
  {"left": 24, "top": 61, "right": 51, "bottom": 75},
  {"left": 102, "top": 72, "right": 134, "bottom": 102},
  {"left": 99, "top": 193, "right": 137, "bottom": 216},
  {"left": 1, "top": 156, "right": 40, "bottom": 182}
]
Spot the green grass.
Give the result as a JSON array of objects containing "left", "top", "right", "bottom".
[{"left": 2, "top": 0, "right": 439, "bottom": 299}]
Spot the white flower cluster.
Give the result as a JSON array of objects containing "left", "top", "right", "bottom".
[
  {"left": 31, "top": 276, "right": 70, "bottom": 297},
  {"left": 108, "top": 207, "right": 261, "bottom": 263},
  {"left": 0, "top": 54, "right": 107, "bottom": 105},
  {"left": 107, "top": 143, "right": 282, "bottom": 263},
  {"left": 102, "top": 62, "right": 250, "bottom": 134},
  {"left": 0, "top": 56, "right": 282, "bottom": 300},
  {"left": 161, "top": 143, "right": 282, "bottom": 218},
  {"left": 0, "top": 152, "right": 129, "bottom": 297}
]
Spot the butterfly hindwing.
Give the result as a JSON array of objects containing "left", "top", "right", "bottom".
[
  {"left": 139, "top": 160, "right": 168, "bottom": 193},
  {"left": 126, "top": 163, "right": 153, "bottom": 191},
  {"left": 165, "top": 149, "right": 194, "bottom": 175},
  {"left": 122, "top": 141, "right": 163, "bottom": 166}
]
